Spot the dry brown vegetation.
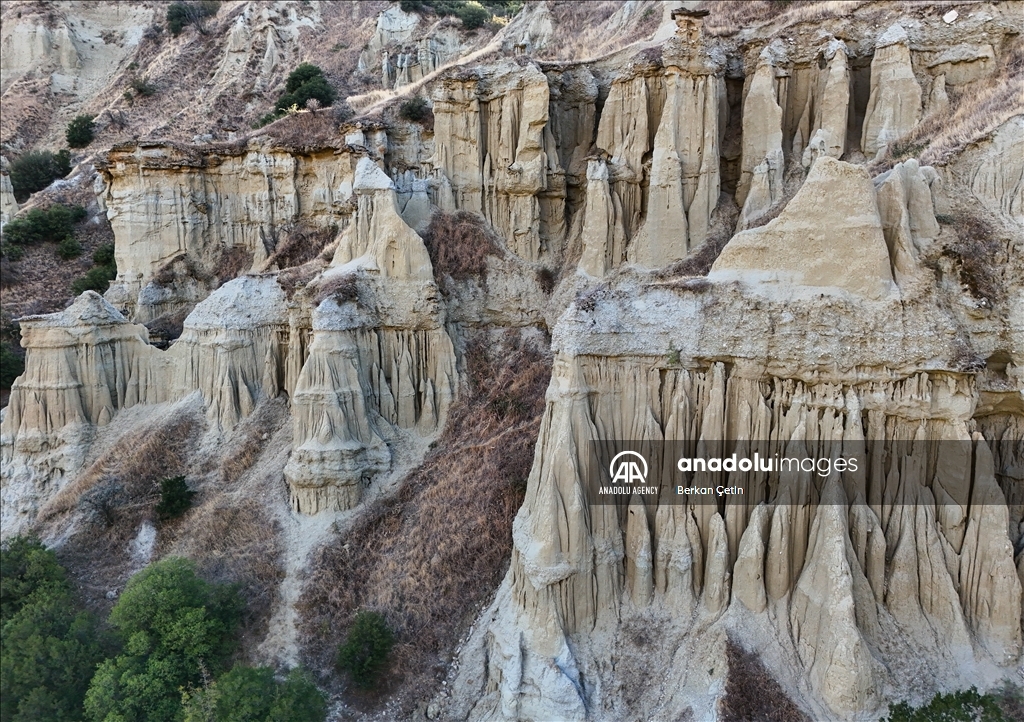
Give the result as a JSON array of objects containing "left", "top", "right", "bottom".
[
  {"left": 537, "top": 0, "right": 662, "bottom": 62},
  {"left": 420, "top": 210, "right": 501, "bottom": 290},
  {"left": 701, "top": 0, "right": 990, "bottom": 36},
  {"left": 718, "top": 639, "right": 809, "bottom": 722},
  {"left": 877, "top": 37, "right": 1023, "bottom": 171},
  {"left": 298, "top": 331, "right": 551, "bottom": 710},
  {"left": 219, "top": 398, "right": 290, "bottom": 484},
  {"left": 39, "top": 406, "right": 204, "bottom": 612},
  {"left": 654, "top": 199, "right": 740, "bottom": 279},
  {"left": 941, "top": 211, "right": 1007, "bottom": 306},
  {"left": 162, "top": 498, "right": 284, "bottom": 652},
  {"left": 264, "top": 223, "right": 338, "bottom": 270}
]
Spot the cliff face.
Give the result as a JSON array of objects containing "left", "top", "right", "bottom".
[{"left": 1, "top": 1, "right": 1022, "bottom": 719}]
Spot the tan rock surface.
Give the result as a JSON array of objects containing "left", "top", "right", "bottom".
[{"left": 712, "top": 157, "right": 895, "bottom": 300}]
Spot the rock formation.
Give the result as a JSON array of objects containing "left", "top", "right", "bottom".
[
  {"left": 862, "top": 24, "right": 923, "bottom": 158},
  {"left": 711, "top": 157, "right": 895, "bottom": 300},
  {"left": 285, "top": 158, "right": 457, "bottom": 513},
  {"left": 1, "top": 3, "right": 1021, "bottom": 719}
]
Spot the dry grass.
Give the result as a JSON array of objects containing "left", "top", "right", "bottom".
[
  {"left": 297, "top": 331, "right": 551, "bottom": 710},
  {"left": 40, "top": 409, "right": 202, "bottom": 523},
  {"left": 654, "top": 198, "right": 740, "bottom": 279},
  {"left": 259, "top": 108, "right": 347, "bottom": 151},
  {"left": 277, "top": 263, "right": 324, "bottom": 299},
  {"left": 420, "top": 210, "right": 500, "bottom": 290},
  {"left": 219, "top": 398, "right": 290, "bottom": 484},
  {"left": 718, "top": 639, "right": 809, "bottom": 722},
  {"left": 941, "top": 211, "right": 1006, "bottom": 306},
  {"left": 264, "top": 223, "right": 338, "bottom": 271},
  {"left": 876, "top": 37, "right": 1023, "bottom": 171},
  {"left": 313, "top": 272, "right": 359, "bottom": 306},
  {"left": 212, "top": 246, "right": 254, "bottom": 283},
  {"left": 39, "top": 406, "right": 205, "bottom": 615}
]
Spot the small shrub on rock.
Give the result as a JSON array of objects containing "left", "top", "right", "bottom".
[
  {"left": 398, "top": 96, "right": 429, "bottom": 122},
  {"left": 66, "top": 114, "right": 96, "bottom": 148},
  {"left": 336, "top": 610, "right": 394, "bottom": 689},
  {"left": 56, "top": 235, "right": 82, "bottom": 260},
  {"left": 155, "top": 475, "right": 196, "bottom": 521},
  {"left": 9, "top": 150, "right": 72, "bottom": 202}
]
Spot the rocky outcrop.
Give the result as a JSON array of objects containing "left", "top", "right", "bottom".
[
  {"left": 284, "top": 158, "right": 457, "bottom": 513},
  {"left": 965, "top": 116, "right": 1024, "bottom": 225},
  {"left": 0, "top": 293, "right": 165, "bottom": 531},
  {"left": 862, "top": 24, "right": 922, "bottom": 158},
  {"left": 736, "top": 46, "right": 784, "bottom": 222},
  {"left": 712, "top": 157, "right": 895, "bottom": 300},
  {"left": 873, "top": 159, "right": 941, "bottom": 286},
  {"left": 98, "top": 143, "right": 359, "bottom": 320},
  {"left": 358, "top": 5, "right": 469, "bottom": 91},
  {"left": 432, "top": 62, "right": 558, "bottom": 261}
]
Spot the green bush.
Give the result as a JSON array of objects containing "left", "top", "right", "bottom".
[
  {"left": 71, "top": 263, "right": 117, "bottom": 296},
  {"left": 84, "top": 557, "right": 242, "bottom": 722},
  {"left": 66, "top": 114, "right": 96, "bottom": 148},
  {"left": 130, "top": 76, "right": 156, "bottom": 97},
  {"left": 8, "top": 150, "right": 72, "bottom": 202},
  {"left": 0, "top": 342, "right": 23, "bottom": 388},
  {"left": 455, "top": 2, "right": 491, "bottom": 29},
  {"left": 398, "top": 96, "right": 429, "bottom": 122},
  {"left": 92, "top": 242, "right": 115, "bottom": 266},
  {"left": 883, "top": 688, "right": 1007, "bottom": 722},
  {"left": 57, "top": 235, "right": 83, "bottom": 260},
  {"left": 1, "top": 243, "right": 23, "bottom": 262},
  {"left": 1, "top": 537, "right": 105, "bottom": 722},
  {"left": 274, "top": 64, "right": 334, "bottom": 112},
  {"left": 1, "top": 205, "right": 86, "bottom": 247},
  {"left": 167, "top": 1, "right": 219, "bottom": 35},
  {"left": 71, "top": 243, "right": 117, "bottom": 296},
  {"left": 336, "top": 610, "right": 394, "bottom": 689},
  {"left": 182, "top": 666, "right": 327, "bottom": 722},
  {"left": 155, "top": 475, "right": 196, "bottom": 521}
]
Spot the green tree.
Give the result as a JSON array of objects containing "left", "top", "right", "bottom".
[
  {"left": 336, "top": 610, "right": 394, "bottom": 689},
  {"left": 1, "top": 537, "right": 68, "bottom": 623},
  {"left": 884, "top": 688, "right": 1007, "bottom": 722},
  {"left": 273, "top": 64, "right": 334, "bottom": 112},
  {"left": 182, "top": 666, "right": 326, "bottom": 722},
  {"left": 2, "top": 205, "right": 86, "bottom": 248},
  {"left": 66, "top": 115, "right": 96, "bottom": 148},
  {"left": 155, "top": 476, "right": 196, "bottom": 521},
  {"left": 84, "top": 558, "right": 242, "bottom": 722},
  {"left": 285, "top": 63, "right": 323, "bottom": 93},
  {"left": 0, "top": 343, "right": 23, "bottom": 388},
  {"left": 72, "top": 244, "right": 117, "bottom": 296},
  {"left": 456, "top": 2, "right": 491, "bottom": 29},
  {"left": 8, "top": 151, "right": 72, "bottom": 202},
  {"left": 0, "top": 537, "right": 104, "bottom": 722},
  {"left": 167, "top": 1, "right": 219, "bottom": 35}
]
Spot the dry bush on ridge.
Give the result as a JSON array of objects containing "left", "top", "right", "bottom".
[
  {"left": 265, "top": 223, "right": 338, "bottom": 270},
  {"left": 213, "top": 245, "right": 254, "bottom": 282},
  {"left": 298, "top": 332, "right": 552, "bottom": 709},
  {"left": 420, "top": 210, "right": 500, "bottom": 290},
  {"left": 942, "top": 211, "right": 1006, "bottom": 306},
  {"left": 718, "top": 639, "right": 810, "bottom": 722}
]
